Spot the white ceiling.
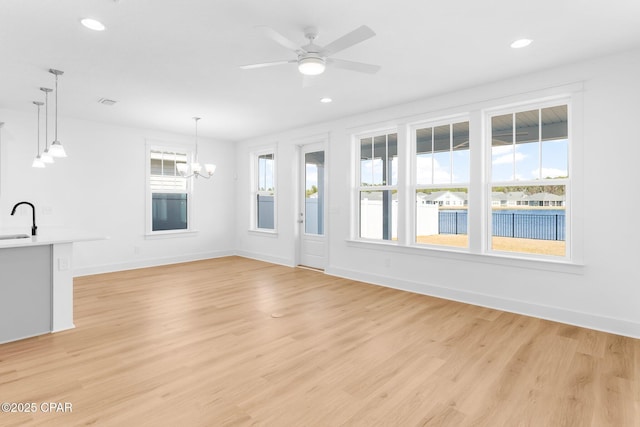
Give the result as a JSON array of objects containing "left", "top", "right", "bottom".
[{"left": 1, "top": 0, "right": 639, "bottom": 141}]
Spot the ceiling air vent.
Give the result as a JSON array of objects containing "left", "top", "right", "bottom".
[{"left": 98, "top": 98, "right": 117, "bottom": 106}]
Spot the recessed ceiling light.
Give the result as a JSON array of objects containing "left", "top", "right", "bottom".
[
  {"left": 81, "top": 18, "right": 106, "bottom": 31},
  {"left": 510, "top": 39, "right": 532, "bottom": 49},
  {"left": 320, "top": 97, "right": 332, "bottom": 103}
]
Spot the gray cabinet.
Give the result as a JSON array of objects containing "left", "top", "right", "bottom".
[{"left": 0, "top": 245, "right": 52, "bottom": 343}]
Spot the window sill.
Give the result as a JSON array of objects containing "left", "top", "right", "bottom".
[
  {"left": 345, "top": 239, "right": 584, "bottom": 275},
  {"left": 248, "top": 229, "right": 279, "bottom": 238},
  {"left": 145, "top": 230, "right": 199, "bottom": 240}
]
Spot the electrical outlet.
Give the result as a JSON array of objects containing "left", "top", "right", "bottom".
[
  {"left": 58, "top": 257, "right": 70, "bottom": 271},
  {"left": 42, "top": 206, "right": 53, "bottom": 215}
]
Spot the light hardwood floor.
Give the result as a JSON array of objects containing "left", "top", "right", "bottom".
[{"left": 1, "top": 256, "right": 638, "bottom": 426}]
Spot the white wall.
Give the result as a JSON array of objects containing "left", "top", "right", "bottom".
[
  {"left": 235, "top": 139, "right": 300, "bottom": 266},
  {"left": 0, "top": 111, "right": 236, "bottom": 275},
  {"left": 2, "top": 48, "right": 637, "bottom": 338},
  {"left": 235, "top": 48, "right": 640, "bottom": 338}
]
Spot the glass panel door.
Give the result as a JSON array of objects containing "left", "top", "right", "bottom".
[
  {"left": 298, "top": 142, "right": 326, "bottom": 270},
  {"left": 304, "top": 150, "right": 325, "bottom": 235}
]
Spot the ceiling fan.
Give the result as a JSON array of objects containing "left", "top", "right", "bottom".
[{"left": 240, "top": 25, "right": 380, "bottom": 76}]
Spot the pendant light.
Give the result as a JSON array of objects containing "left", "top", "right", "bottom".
[
  {"left": 32, "top": 101, "right": 45, "bottom": 168},
  {"left": 40, "top": 87, "right": 54, "bottom": 164},
  {"left": 176, "top": 117, "right": 216, "bottom": 179},
  {"left": 48, "top": 68, "right": 67, "bottom": 158}
]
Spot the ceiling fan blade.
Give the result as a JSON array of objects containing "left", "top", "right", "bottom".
[
  {"left": 328, "top": 58, "right": 380, "bottom": 74},
  {"left": 321, "top": 25, "right": 376, "bottom": 56},
  {"left": 257, "top": 26, "right": 306, "bottom": 55},
  {"left": 240, "top": 59, "right": 296, "bottom": 70}
]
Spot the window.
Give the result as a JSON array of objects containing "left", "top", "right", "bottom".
[
  {"left": 413, "top": 119, "right": 470, "bottom": 248},
  {"left": 148, "top": 148, "right": 191, "bottom": 233},
  {"left": 351, "top": 90, "right": 578, "bottom": 264},
  {"left": 252, "top": 150, "right": 276, "bottom": 231},
  {"left": 358, "top": 132, "right": 398, "bottom": 240},
  {"left": 489, "top": 103, "right": 569, "bottom": 257}
]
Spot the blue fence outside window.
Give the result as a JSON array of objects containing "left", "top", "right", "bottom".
[{"left": 438, "top": 210, "right": 565, "bottom": 241}]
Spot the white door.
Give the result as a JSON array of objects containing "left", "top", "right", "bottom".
[{"left": 298, "top": 143, "right": 326, "bottom": 269}]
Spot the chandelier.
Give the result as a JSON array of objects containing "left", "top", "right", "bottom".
[{"left": 176, "top": 117, "right": 216, "bottom": 179}]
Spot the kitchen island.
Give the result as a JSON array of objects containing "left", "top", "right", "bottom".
[{"left": 0, "top": 231, "right": 103, "bottom": 344}]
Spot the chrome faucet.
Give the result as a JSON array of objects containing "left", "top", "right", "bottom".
[{"left": 10, "top": 201, "right": 37, "bottom": 236}]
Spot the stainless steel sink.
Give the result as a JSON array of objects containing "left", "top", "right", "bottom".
[{"left": 0, "top": 234, "right": 30, "bottom": 240}]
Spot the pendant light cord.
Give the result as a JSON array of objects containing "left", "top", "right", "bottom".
[
  {"left": 54, "top": 74, "right": 59, "bottom": 141},
  {"left": 194, "top": 117, "right": 200, "bottom": 163},
  {"left": 45, "top": 91, "right": 48, "bottom": 148},
  {"left": 36, "top": 103, "right": 41, "bottom": 155}
]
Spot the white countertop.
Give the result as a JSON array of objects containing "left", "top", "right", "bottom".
[{"left": 0, "top": 229, "right": 106, "bottom": 249}]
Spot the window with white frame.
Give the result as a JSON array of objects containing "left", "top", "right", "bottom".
[
  {"left": 252, "top": 150, "right": 276, "bottom": 231},
  {"left": 413, "top": 119, "right": 470, "bottom": 248},
  {"left": 488, "top": 102, "right": 569, "bottom": 257},
  {"left": 148, "top": 148, "right": 191, "bottom": 233},
  {"left": 352, "top": 93, "right": 577, "bottom": 263},
  {"left": 357, "top": 132, "right": 398, "bottom": 240}
]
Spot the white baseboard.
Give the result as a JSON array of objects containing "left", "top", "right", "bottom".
[
  {"left": 72, "top": 252, "right": 639, "bottom": 339},
  {"left": 74, "top": 250, "right": 236, "bottom": 277},
  {"left": 52, "top": 323, "right": 75, "bottom": 334},
  {"left": 234, "top": 250, "right": 295, "bottom": 268},
  {"left": 325, "top": 266, "right": 640, "bottom": 339}
]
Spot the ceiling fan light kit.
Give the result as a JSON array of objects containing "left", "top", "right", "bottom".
[
  {"left": 298, "top": 56, "right": 326, "bottom": 76},
  {"left": 241, "top": 25, "right": 380, "bottom": 77}
]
